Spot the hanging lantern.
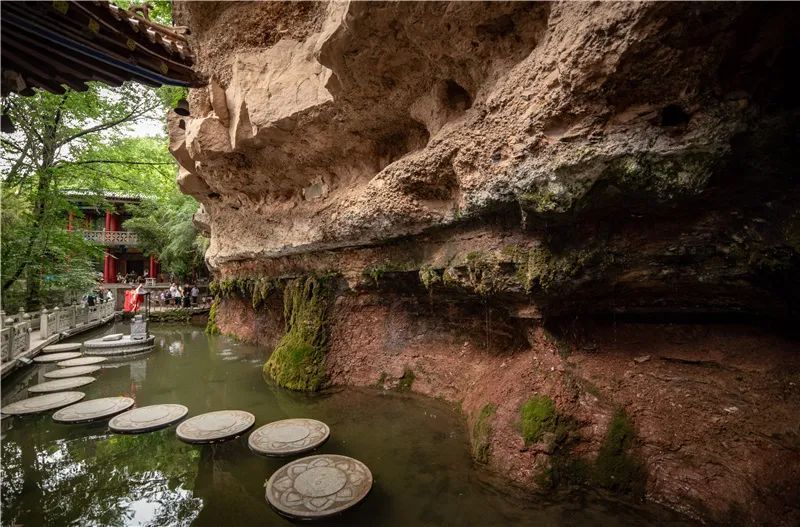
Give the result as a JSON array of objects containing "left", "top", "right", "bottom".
[{"left": 174, "top": 98, "right": 190, "bottom": 116}]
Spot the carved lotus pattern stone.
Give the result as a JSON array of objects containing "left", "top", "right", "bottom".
[
  {"left": 57, "top": 356, "right": 108, "bottom": 367},
  {"left": 249, "top": 418, "right": 330, "bottom": 457},
  {"left": 44, "top": 365, "right": 101, "bottom": 378},
  {"left": 28, "top": 376, "right": 95, "bottom": 393},
  {"left": 33, "top": 352, "right": 82, "bottom": 363},
  {"left": 266, "top": 455, "right": 373, "bottom": 519},
  {"left": 176, "top": 410, "right": 255, "bottom": 443},
  {"left": 110, "top": 403, "right": 189, "bottom": 433},
  {"left": 1, "top": 391, "right": 86, "bottom": 415},
  {"left": 52, "top": 396, "right": 135, "bottom": 423}
]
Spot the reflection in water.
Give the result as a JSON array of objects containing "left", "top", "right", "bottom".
[{"left": 1, "top": 323, "right": 697, "bottom": 527}]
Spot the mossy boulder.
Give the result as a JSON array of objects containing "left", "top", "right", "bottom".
[{"left": 262, "top": 275, "right": 336, "bottom": 391}]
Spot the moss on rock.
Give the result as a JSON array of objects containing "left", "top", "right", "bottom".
[
  {"left": 520, "top": 395, "right": 557, "bottom": 445},
  {"left": 396, "top": 368, "right": 415, "bottom": 391},
  {"left": 593, "top": 408, "right": 646, "bottom": 495},
  {"left": 205, "top": 297, "right": 220, "bottom": 335},
  {"left": 471, "top": 403, "right": 497, "bottom": 464},
  {"left": 262, "top": 275, "right": 336, "bottom": 391}
]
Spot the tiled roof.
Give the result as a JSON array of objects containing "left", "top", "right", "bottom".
[{"left": 1, "top": 0, "right": 201, "bottom": 96}]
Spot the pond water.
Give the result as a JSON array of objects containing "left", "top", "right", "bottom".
[{"left": 1, "top": 323, "right": 696, "bottom": 527}]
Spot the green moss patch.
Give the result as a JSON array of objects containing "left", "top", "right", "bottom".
[
  {"left": 205, "top": 297, "right": 220, "bottom": 335},
  {"left": 471, "top": 403, "right": 497, "bottom": 464},
  {"left": 593, "top": 408, "right": 646, "bottom": 495},
  {"left": 396, "top": 368, "right": 415, "bottom": 392},
  {"left": 520, "top": 395, "right": 558, "bottom": 445},
  {"left": 262, "top": 275, "right": 336, "bottom": 391}
]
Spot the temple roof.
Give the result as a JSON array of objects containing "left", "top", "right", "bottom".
[{"left": 1, "top": 0, "right": 201, "bottom": 96}]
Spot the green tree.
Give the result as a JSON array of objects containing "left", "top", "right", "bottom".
[
  {"left": 1, "top": 83, "right": 174, "bottom": 309},
  {"left": 123, "top": 189, "right": 208, "bottom": 281}
]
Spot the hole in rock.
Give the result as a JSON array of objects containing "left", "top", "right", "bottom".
[
  {"left": 444, "top": 80, "right": 472, "bottom": 112},
  {"left": 207, "top": 192, "right": 220, "bottom": 199},
  {"left": 660, "top": 104, "right": 690, "bottom": 127}
]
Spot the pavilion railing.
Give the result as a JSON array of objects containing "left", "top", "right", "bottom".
[{"left": 80, "top": 230, "right": 139, "bottom": 246}]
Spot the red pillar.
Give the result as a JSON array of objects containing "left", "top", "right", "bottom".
[
  {"left": 67, "top": 211, "right": 74, "bottom": 231},
  {"left": 104, "top": 252, "right": 111, "bottom": 283},
  {"left": 149, "top": 255, "right": 157, "bottom": 278},
  {"left": 110, "top": 213, "right": 119, "bottom": 232},
  {"left": 105, "top": 210, "right": 112, "bottom": 231},
  {"left": 109, "top": 252, "right": 116, "bottom": 283}
]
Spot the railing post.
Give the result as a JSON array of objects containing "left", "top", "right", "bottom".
[{"left": 40, "top": 308, "right": 49, "bottom": 338}]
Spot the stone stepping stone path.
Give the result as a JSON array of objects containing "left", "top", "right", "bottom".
[
  {"left": 28, "top": 376, "right": 96, "bottom": 393},
  {"left": 42, "top": 343, "right": 81, "bottom": 353},
  {"left": 1, "top": 392, "right": 86, "bottom": 416},
  {"left": 109, "top": 404, "right": 189, "bottom": 433},
  {"left": 33, "top": 352, "right": 82, "bottom": 363},
  {"left": 176, "top": 410, "right": 255, "bottom": 444},
  {"left": 249, "top": 418, "right": 330, "bottom": 457},
  {"left": 44, "top": 365, "right": 101, "bottom": 379},
  {"left": 265, "top": 454, "right": 373, "bottom": 520},
  {"left": 52, "top": 396, "right": 135, "bottom": 424},
  {"left": 57, "top": 356, "right": 108, "bottom": 367}
]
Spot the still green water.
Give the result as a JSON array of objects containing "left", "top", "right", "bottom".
[{"left": 1, "top": 323, "right": 696, "bottom": 526}]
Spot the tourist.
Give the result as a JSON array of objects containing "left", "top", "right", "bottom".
[
  {"left": 174, "top": 285, "right": 182, "bottom": 306},
  {"left": 182, "top": 284, "right": 191, "bottom": 308},
  {"left": 159, "top": 291, "right": 166, "bottom": 306},
  {"left": 106, "top": 289, "right": 113, "bottom": 302},
  {"left": 191, "top": 284, "right": 199, "bottom": 305}
]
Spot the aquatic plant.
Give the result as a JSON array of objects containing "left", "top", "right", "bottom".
[{"left": 205, "top": 297, "right": 220, "bottom": 335}]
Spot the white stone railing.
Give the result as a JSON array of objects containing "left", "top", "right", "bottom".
[
  {"left": 80, "top": 230, "right": 139, "bottom": 246},
  {"left": 1, "top": 302, "right": 114, "bottom": 365},
  {"left": 0, "top": 318, "right": 30, "bottom": 363}
]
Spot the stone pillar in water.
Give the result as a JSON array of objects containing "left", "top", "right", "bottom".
[{"left": 130, "top": 314, "right": 149, "bottom": 340}]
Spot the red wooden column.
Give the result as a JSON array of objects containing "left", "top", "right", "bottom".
[
  {"left": 105, "top": 209, "right": 112, "bottom": 232},
  {"left": 149, "top": 255, "right": 157, "bottom": 278},
  {"left": 103, "top": 252, "right": 111, "bottom": 283}
]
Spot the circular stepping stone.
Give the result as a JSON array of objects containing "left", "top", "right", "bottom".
[
  {"left": 1, "top": 392, "right": 86, "bottom": 416},
  {"left": 109, "top": 404, "right": 189, "bottom": 433},
  {"left": 44, "top": 365, "right": 101, "bottom": 379},
  {"left": 28, "top": 376, "right": 96, "bottom": 393},
  {"left": 101, "top": 333, "right": 124, "bottom": 342},
  {"left": 57, "top": 356, "right": 108, "bottom": 367},
  {"left": 33, "top": 352, "right": 82, "bottom": 363},
  {"left": 249, "top": 418, "right": 330, "bottom": 457},
  {"left": 176, "top": 410, "right": 255, "bottom": 444},
  {"left": 265, "top": 454, "right": 373, "bottom": 520},
  {"left": 52, "top": 396, "right": 135, "bottom": 424},
  {"left": 43, "top": 342, "right": 81, "bottom": 353}
]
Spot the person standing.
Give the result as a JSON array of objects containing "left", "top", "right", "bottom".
[{"left": 191, "top": 285, "right": 199, "bottom": 306}]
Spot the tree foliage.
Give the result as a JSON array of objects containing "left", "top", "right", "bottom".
[{"left": 0, "top": 81, "right": 199, "bottom": 310}]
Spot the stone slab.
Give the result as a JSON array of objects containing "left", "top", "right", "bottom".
[
  {"left": 28, "top": 376, "right": 96, "bottom": 393},
  {"left": 57, "top": 356, "right": 108, "bottom": 367},
  {"left": 52, "top": 396, "right": 135, "bottom": 423},
  {"left": 176, "top": 410, "right": 255, "bottom": 444},
  {"left": 33, "top": 352, "right": 82, "bottom": 363},
  {"left": 1, "top": 392, "right": 86, "bottom": 415},
  {"left": 109, "top": 404, "right": 189, "bottom": 433},
  {"left": 42, "top": 343, "right": 82, "bottom": 353},
  {"left": 265, "top": 454, "right": 373, "bottom": 520},
  {"left": 102, "top": 333, "right": 124, "bottom": 341},
  {"left": 44, "top": 365, "right": 102, "bottom": 379},
  {"left": 249, "top": 418, "right": 330, "bottom": 457}
]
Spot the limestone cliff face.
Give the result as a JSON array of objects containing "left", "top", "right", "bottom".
[
  {"left": 172, "top": 2, "right": 800, "bottom": 525},
  {"left": 173, "top": 1, "right": 798, "bottom": 319}
]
